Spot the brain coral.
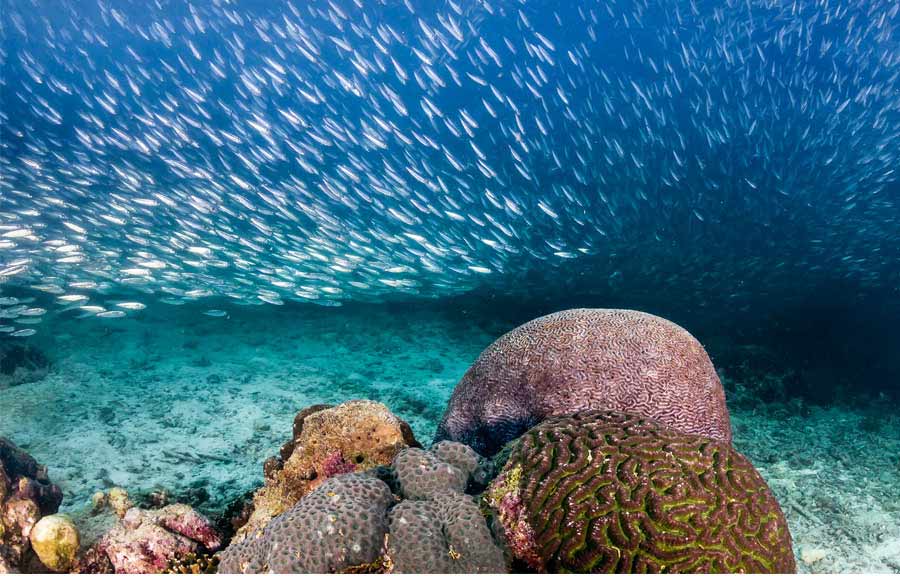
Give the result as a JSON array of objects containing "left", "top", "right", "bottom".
[
  {"left": 486, "top": 411, "right": 795, "bottom": 573},
  {"left": 435, "top": 308, "right": 731, "bottom": 456},
  {"left": 217, "top": 474, "right": 393, "bottom": 574}
]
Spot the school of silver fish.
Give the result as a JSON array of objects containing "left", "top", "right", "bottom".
[{"left": 1, "top": 0, "right": 898, "bottom": 337}]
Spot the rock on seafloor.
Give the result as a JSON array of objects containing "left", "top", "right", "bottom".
[
  {"left": 435, "top": 308, "right": 732, "bottom": 456},
  {"left": 75, "top": 501, "right": 222, "bottom": 573},
  {"left": 485, "top": 410, "right": 796, "bottom": 573},
  {"left": 29, "top": 514, "right": 79, "bottom": 573},
  {"left": 233, "top": 400, "right": 419, "bottom": 542},
  {"left": 0, "top": 341, "right": 50, "bottom": 390},
  {"left": 0, "top": 436, "right": 63, "bottom": 572}
]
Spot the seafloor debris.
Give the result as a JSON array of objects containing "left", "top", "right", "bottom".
[
  {"left": 435, "top": 308, "right": 732, "bottom": 456},
  {"left": 234, "top": 400, "right": 419, "bottom": 542},
  {"left": 485, "top": 410, "right": 796, "bottom": 573},
  {"left": 0, "top": 436, "right": 64, "bottom": 572}
]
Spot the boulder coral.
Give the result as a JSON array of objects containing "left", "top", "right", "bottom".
[
  {"left": 435, "top": 308, "right": 732, "bottom": 456},
  {"left": 386, "top": 441, "right": 505, "bottom": 573},
  {"left": 387, "top": 493, "right": 505, "bottom": 573},
  {"left": 218, "top": 438, "right": 506, "bottom": 574},
  {"left": 485, "top": 411, "right": 795, "bottom": 573},
  {"left": 218, "top": 474, "right": 393, "bottom": 573},
  {"left": 0, "top": 436, "right": 63, "bottom": 572},
  {"left": 235, "top": 400, "right": 419, "bottom": 541}
]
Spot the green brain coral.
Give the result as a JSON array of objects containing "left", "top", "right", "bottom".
[{"left": 486, "top": 411, "right": 795, "bottom": 574}]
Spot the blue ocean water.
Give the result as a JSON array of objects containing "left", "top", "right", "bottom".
[{"left": 1, "top": 0, "right": 899, "bottom": 572}]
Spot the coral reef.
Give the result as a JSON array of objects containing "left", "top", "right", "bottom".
[
  {"left": 0, "top": 341, "right": 50, "bottom": 389},
  {"left": 435, "top": 308, "right": 732, "bottom": 456},
  {"left": 235, "top": 400, "right": 418, "bottom": 541},
  {"left": 486, "top": 411, "right": 795, "bottom": 573},
  {"left": 76, "top": 502, "right": 223, "bottom": 573},
  {"left": 218, "top": 474, "right": 393, "bottom": 573},
  {"left": 0, "top": 436, "right": 63, "bottom": 572}
]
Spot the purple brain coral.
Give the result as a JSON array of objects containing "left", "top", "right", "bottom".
[{"left": 435, "top": 308, "right": 731, "bottom": 455}]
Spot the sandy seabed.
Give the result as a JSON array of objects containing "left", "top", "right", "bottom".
[{"left": 1, "top": 301, "right": 898, "bottom": 574}]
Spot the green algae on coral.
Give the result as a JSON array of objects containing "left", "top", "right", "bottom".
[{"left": 486, "top": 411, "right": 796, "bottom": 573}]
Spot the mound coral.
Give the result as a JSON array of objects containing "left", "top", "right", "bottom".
[
  {"left": 435, "top": 308, "right": 731, "bottom": 456},
  {"left": 387, "top": 493, "right": 505, "bottom": 573},
  {"left": 218, "top": 439, "right": 506, "bottom": 574},
  {"left": 236, "top": 400, "right": 419, "bottom": 541},
  {"left": 218, "top": 474, "right": 393, "bottom": 573},
  {"left": 392, "top": 448, "right": 468, "bottom": 500},
  {"left": 486, "top": 411, "right": 795, "bottom": 573},
  {"left": 0, "top": 436, "right": 63, "bottom": 572}
]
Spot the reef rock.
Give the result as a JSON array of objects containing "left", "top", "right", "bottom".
[
  {"left": 0, "top": 342, "right": 50, "bottom": 389},
  {"left": 436, "top": 308, "right": 732, "bottom": 456},
  {"left": 0, "top": 437, "right": 63, "bottom": 572},
  {"left": 29, "top": 514, "right": 79, "bottom": 572},
  {"left": 218, "top": 474, "right": 393, "bottom": 573},
  {"left": 486, "top": 411, "right": 795, "bottom": 573},
  {"left": 235, "top": 400, "right": 418, "bottom": 541},
  {"left": 75, "top": 503, "right": 222, "bottom": 574}
]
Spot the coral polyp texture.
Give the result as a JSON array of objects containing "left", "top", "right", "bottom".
[
  {"left": 217, "top": 474, "right": 393, "bottom": 574},
  {"left": 387, "top": 493, "right": 505, "bottom": 573},
  {"left": 486, "top": 411, "right": 795, "bottom": 573},
  {"left": 435, "top": 308, "right": 731, "bottom": 456}
]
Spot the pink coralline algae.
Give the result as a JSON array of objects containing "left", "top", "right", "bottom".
[
  {"left": 320, "top": 451, "right": 357, "bottom": 478},
  {"left": 77, "top": 504, "right": 222, "bottom": 574}
]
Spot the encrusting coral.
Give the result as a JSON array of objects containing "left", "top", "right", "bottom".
[
  {"left": 435, "top": 308, "right": 732, "bottom": 456},
  {"left": 485, "top": 410, "right": 796, "bottom": 573},
  {"left": 234, "top": 400, "right": 419, "bottom": 542}
]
